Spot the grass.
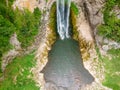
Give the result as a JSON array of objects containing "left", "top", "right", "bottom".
[
  {"left": 102, "top": 49, "right": 120, "bottom": 90},
  {"left": 0, "top": 51, "right": 39, "bottom": 90}
]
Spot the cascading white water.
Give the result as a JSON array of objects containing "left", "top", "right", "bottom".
[{"left": 57, "top": 0, "right": 71, "bottom": 40}]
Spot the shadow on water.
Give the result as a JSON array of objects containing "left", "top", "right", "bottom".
[{"left": 41, "top": 39, "right": 94, "bottom": 90}]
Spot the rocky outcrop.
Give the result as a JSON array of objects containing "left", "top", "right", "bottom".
[
  {"left": 70, "top": 1, "right": 112, "bottom": 90},
  {"left": 13, "top": 0, "right": 37, "bottom": 12},
  {"left": 10, "top": 33, "right": 21, "bottom": 50},
  {"left": 96, "top": 36, "right": 120, "bottom": 55},
  {"left": 31, "top": 2, "right": 56, "bottom": 89},
  {"left": 13, "top": 0, "right": 55, "bottom": 12}
]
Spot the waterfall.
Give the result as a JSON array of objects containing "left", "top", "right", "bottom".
[{"left": 57, "top": 0, "right": 71, "bottom": 40}]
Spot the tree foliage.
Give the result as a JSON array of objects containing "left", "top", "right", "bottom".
[{"left": 0, "top": 0, "right": 41, "bottom": 73}]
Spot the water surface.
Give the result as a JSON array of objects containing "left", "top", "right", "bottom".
[{"left": 42, "top": 39, "right": 94, "bottom": 90}]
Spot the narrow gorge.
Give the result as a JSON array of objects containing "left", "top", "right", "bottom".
[
  {"left": 0, "top": 0, "right": 120, "bottom": 90},
  {"left": 40, "top": 0, "right": 95, "bottom": 89}
]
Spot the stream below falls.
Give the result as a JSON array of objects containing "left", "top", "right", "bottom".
[{"left": 41, "top": 39, "right": 94, "bottom": 90}]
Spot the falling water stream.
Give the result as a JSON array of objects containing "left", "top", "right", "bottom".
[
  {"left": 57, "top": 0, "right": 71, "bottom": 39},
  {"left": 41, "top": 0, "right": 94, "bottom": 90}
]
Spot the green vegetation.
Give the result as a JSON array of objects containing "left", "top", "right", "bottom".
[
  {"left": 49, "top": 2, "right": 57, "bottom": 36},
  {"left": 46, "top": 0, "right": 48, "bottom": 3},
  {"left": 98, "top": 0, "right": 120, "bottom": 42},
  {"left": 0, "top": 51, "right": 39, "bottom": 90},
  {"left": 71, "top": 2, "right": 79, "bottom": 15},
  {"left": 15, "top": 8, "right": 41, "bottom": 48},
  {"left": 101, "top": 49, "right": 120, "bottom": 90},
  {"left": 0, "top": 0, "right": 41, "bottom": 73},
  {"left": 70, "top": 2, "right": 79, "bottom": 40},
  {"left": 98, "top": 1, "right": 120, "bottom": 89}
]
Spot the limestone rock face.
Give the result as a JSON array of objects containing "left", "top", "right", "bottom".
[
  {"left": 74, "top": 0, "right": 106, "bottom": 27},
  {"left": 72, "top": 0, "right": 106, "bottom": 61},
  {"left": 10, "top": 33, "right": 21, "bottom": 50},
  {"left": 13, "top": 0, "right": 37, "bottom": 12},
  {"left": 13, "top": 0, "right": 55, "bottom": 12},
  {"left": 84, "top": 0, "right": 105, "bottom": 27}
]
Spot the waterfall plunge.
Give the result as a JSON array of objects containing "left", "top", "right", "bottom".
[{"left": 57, "top": 0, "right": 71, "bottom": 40}]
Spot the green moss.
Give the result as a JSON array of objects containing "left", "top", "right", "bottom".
[
  {"left": 46, "top": 0, "right": 48, "bottom": 2},
  {"left": 101, "top": 49, "right": 120, "bottom": 90},
  {"left": 70, "top": 2, "right": 79, "bottom": 40},
  {"left": 48, "top": 2, "right": 57, "bottom": 39},
  {"left": 0, "top": 51, "right": 39, "bottom": 90},
  {"left": 71, "top": 2, "right": 79, "bottom": 15}
]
